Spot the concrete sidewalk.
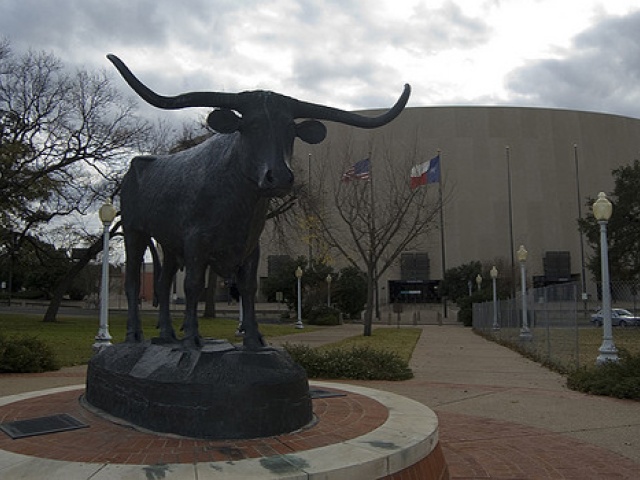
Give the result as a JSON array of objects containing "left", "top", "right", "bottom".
[
  {"left": 1, "top": 321, "right": 640, "bottom": 478},
  {"left": 355, "top": 324, "right": 640, "bottom": 478},
  {"left": 248, "top": 321, "right": 640, "bottom": 478}
]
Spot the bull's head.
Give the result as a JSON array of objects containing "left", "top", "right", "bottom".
[{"left": 107, "top": 54, "right": 410, "bottom": 197}]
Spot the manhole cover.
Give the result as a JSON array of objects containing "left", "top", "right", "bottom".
[{"left": 0, "top": 413, "right": 88, "bottom": 439}]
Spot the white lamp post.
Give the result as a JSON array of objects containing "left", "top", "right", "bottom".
[
  {"left": 593, "top": 192, "right": 618, "bottom": 364},
  {"left": 295, "top": 266, "right": 304, "bottom": 329},
  {"left": 517, "top": 245, "right": 532, "bottom": 341},
  {"left": 235, "top": 296, "right": 244, "bottom": 337},
  {"left": 490, "top": 266, "right": 499, "bottom": 330},
  {"left": 475, "top": 274, "right": 482, "bottom": 292},
  {"left": 326, "top": 274, "right": 332, "bottom": 307},
  {"left": 93, "top": 199, "right": 117, "bottom": 352}
]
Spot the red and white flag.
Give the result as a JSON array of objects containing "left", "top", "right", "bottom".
[{"left": 410, "top": 155, "right": 440, "bottom": 189}]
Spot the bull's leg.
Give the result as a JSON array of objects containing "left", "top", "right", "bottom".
[
  {"left": 181, "top": 262, "right": 206, "bottom": 348},
  {"left": 124, "top": 232, "right": 148, "bottom": 342},
  {"left": 237, "top": 247, "right": 266, "bottom": 350},
  {"left": 156, "top": 250, "right": 178, "bottom": 342}
]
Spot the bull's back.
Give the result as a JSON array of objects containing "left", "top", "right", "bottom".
[
  {"left": 118, "top": 134, "right": 270, "bottom": 270},
  {"left": 119, "top": 140, "right": 256, "bottom": 249}
]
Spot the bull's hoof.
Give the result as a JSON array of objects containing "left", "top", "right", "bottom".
[
  {"left": 182, "top": 335, "right": 203, "bottom": 349},
  {"left": 242, "top": 334, "right": 267, "bottom": 350},
  {"left": 151, "top": 336, "right": 179, "bottom": 345},
  {"left": 125, "top": 331, "right": 144, "bottom": 343},
  {"left": 158, "top": 330, "right": 178, "bottom": 342}
]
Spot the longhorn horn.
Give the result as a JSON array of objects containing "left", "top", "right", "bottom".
[
  {"left": 108, "top": 54, "right": 410, "bottom": 126},
  {"left": 107, "top": 54, "right": 239, "bottom": 110},
  {"left": 292, "top": 84, "right": 411, "bottom": 128}
]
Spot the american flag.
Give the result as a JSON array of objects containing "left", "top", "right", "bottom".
[{"left": 342, "top": 158, "right": 371, "bottom": 182}]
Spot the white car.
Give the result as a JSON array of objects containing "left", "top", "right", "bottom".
[{"left": 591, "top": 308, "right": 640, "bottom": 327}]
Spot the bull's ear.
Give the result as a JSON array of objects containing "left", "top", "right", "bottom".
[
  {"left": 207, "top": 109, "right": 241, "bottom": 133},
  {"left": 296, "top": 120, "right": 327, "bottom": 144}
]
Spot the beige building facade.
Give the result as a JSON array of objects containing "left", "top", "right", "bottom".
[{"left": 258, "top": 105, "right": 640, "bottom": 304}]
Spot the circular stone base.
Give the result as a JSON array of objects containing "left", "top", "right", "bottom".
[
  {"left": 85, "top": 340, "right": 312, "bottom": 439},
  {"left": 0, "top": 382, "right": 446, "bottom": 479}
]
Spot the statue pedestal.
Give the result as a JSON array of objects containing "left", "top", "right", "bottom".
[{"left": 85, "top": 340, "right": 312, "bottom": 439}]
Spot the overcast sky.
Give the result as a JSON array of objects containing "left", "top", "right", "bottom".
[{"left": 2, "top": 0, "right": 640, "bottom": 120}]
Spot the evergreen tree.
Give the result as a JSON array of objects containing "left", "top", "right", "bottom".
[{"left": 578, "top": 159, "right": 640, "bottom": 282}]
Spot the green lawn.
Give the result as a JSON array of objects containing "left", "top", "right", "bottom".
[
  {"left": 0, "top": 313, "right": 317, "bottom": 367},
  {"left": 487, "top": 325, "right": 640, "bottom": 370},
  {"left": 317, "top": 327, "right": 421, "bottom": 363},
  {"left": 577, "top": 327, "right": 640, "bottom": 363}
]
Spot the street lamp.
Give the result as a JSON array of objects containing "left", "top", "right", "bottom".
[
  {"left": 475, "top": 274, "right": 482, "bottom": 292},
  {"left": 326, "top": 274, "right": 332, "bottom": 307},
  {"left": 593, "top": 192, "right": 618, "bottom": 364},
  {"left": 93, "top": 199, "right": 117, "bottom": 352},
  {"left": 490, "top": 266, "right": 499, "bottom": 330},
  {"left": 7, "top": 232, "right": 18, "bottom": 308},
  {"left": 517, "top": 245, "right": 532, "bottom": 341},
  {"left": 295, "top": 266, "right": 304, "bottom": 329}
]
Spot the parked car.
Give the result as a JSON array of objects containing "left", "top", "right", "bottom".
[{"left": 591, "top": 308, "right": 640, "bottom": 327}]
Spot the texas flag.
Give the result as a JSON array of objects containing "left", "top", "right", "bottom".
[{"left": 410, "top": 155, "right": 440, "bottom": 189}]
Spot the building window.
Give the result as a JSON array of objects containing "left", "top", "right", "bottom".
[{"left": 400, "top": 252, "right": 430, "bottom": 282}]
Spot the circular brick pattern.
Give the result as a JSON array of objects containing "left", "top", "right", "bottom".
[
  {"left": 0, "top": 382, "right": 443, "bottom": 479},
  {"left": 0, "top": 386, "right": 388, "bottom": 464}
]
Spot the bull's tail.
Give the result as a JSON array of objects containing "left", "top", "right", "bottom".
[{"left": 148, "top": 239, "right": 161, "bottom": 307}]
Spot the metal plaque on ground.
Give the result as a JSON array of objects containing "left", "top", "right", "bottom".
[
  {"left": 0, "top": 413, "right": 88, "bottom": 439},
  {"left": 309, "top": 389, "right": 347, "bottom": 399}
]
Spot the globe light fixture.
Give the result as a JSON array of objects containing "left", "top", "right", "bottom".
[
  {"left": 94, "top": 199, "right": 117, "bottom": 352},
  {"left": 295, "top": 267, "right": 304, "bottom": 329},
  {"left": 593, "top": 192, "right": 618, "bottom": 364},
  {"left": 490, "top": 266, "right": 499, "bottom": 330},
  {"left": 517, "top": 245, "right": 532, "bottom": 341}
]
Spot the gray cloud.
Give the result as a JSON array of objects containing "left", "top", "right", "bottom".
[
  {"left": 290, "top": 1, "right": 492, "bottom": 108},
  {"left": 1, "top": 0, "right": 490, "bottom": 110},
  {"left": 505, "top": 10, "right": 640, "bottom": 118},
  {"left": 3, "top": 0, "right": 639, "bottom": 120}
]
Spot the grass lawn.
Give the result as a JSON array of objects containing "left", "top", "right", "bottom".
[
  {"left": 0, "top": 313, "right": 317, "bottom": 368},
  {"left": 487, "top": 325, "right": 640, "bottom": 371},
  {"left": 578, "top": 327, "right": 640, "bottom": 363},
  {"left": 317, "top": 327, "right": 422, "bottom": 363}
]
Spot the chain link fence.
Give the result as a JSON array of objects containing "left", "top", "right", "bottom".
[
  {"left": 473, "top": 281, "right": 640, "bottom": 371},
  {"left": 590, "top": 281, "right": 640, "bottom": 317},
  {"left": 473, "top": 283, "right": 581, "bottom": 371}
]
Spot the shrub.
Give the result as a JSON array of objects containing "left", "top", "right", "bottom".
[
  {"left": 567, "top": 349, "right": 640, "bottom": 400},
  {"left": 283, "top": 343, "right": 413, "bottom": 380},
  {"left": 333, "top": 266, "right": 367, "bottom": 318},
  {"left": 307, "top": 305, "right": 341, "bottom": 326},
  {"left": 457, "top": 290, "right": 492, "bottom": 327},
  {"left": 457, "top": 303, "right": 473, "bottom": 326},
  {"left": 0, "top": 334, "right": 59, "bottom": 373}
]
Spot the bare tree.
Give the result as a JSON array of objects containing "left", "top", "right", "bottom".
[
  {"left": 303, "top": 138, "right": 442, "bottom": 336},
  {"left": 0, "top": 43, "right": 150, "bottom": 240},
  {"left": 0, "top": 41, "right": 154, "bottom": 320},
  {"left": 42, "top": 222, "right": 122, "bottom": 322}
]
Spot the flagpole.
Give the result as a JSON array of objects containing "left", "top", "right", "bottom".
[
  {"left": 369, "top": 153, "right": 380, "bottom": 323},
  {"left": 506, "top": 146, "right": 516, "bottom": 299},
  {"left": 308, "top": 153, "right": 313, "bottom": 270},
  {"left": 437, "top": 149, "right": 447, "bottom": 318},
  {"left": 574, "top": 144, "right": 588, "bottom": 311}
]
